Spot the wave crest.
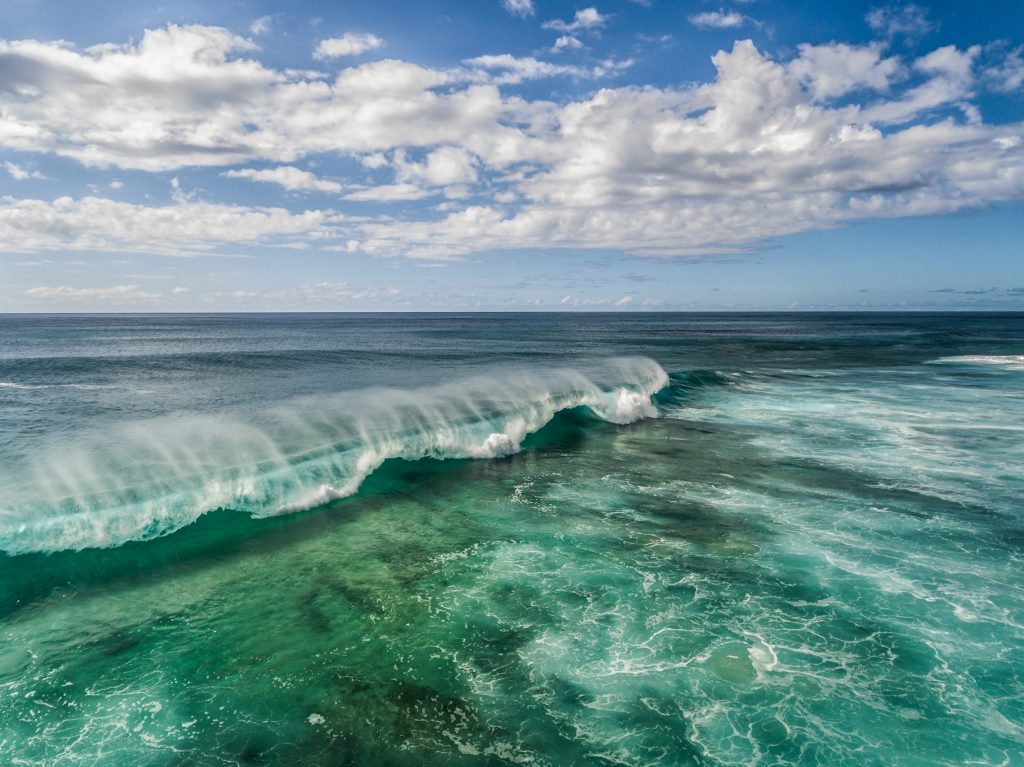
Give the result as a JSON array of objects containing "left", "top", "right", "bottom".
[
  {"left": 0, "top": 358, "right": 668, "bottom": 554},
  {"left": 928, "top": 355, "right": 1024, "bottom": 370}
]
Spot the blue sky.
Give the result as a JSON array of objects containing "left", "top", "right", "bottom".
[{"left": 1, "top": 0, "right": 1022, "bottom": 311}]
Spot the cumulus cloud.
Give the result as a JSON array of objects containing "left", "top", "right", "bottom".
[
  {"left": 0, "top": 27, "right": 511, "bottom": 171},
  {"left": 861, "top": 44, "right": 979, "bottom": 124},
  {"left": 788, "top": 43, "right": 901, "bottom": 100},
  {"left": 0, "top": 26, "right": 273, "bottom": 169},
  {"left": 463, "top": 53, "right": 632, "bottom": 84},
  {"left": 222, "top": 166, "right": 343, "bottom": 192},
  {"left": 4, "top": 161, "right": 46, "bottom": 180},
  {"left": 0, "top": 26, "right": 1022, "bottom": 262},
  {"left": 866, "top": 4, "right": 935, "bottom": 39},
  {"left": 314, "top": 32, "right": 384, "bottom": 59},
  {"left": 917, "top": 44, "right": 978, "bottom": 81},
  {"left": 552, "top": 36, "right": 584, "bottom": 52},
  {"left": 501, "top": 0, "right": 534, "bottom": 18},
  {"left": 689, "top": 10, "right": 747, "bottom": 29},
  {"left": 987, "top": 46, "right": 1024, "bottom": 92},
  {"left": 542, "top": 8, "right": 609, "bottom": 34},
  {"left": 394, "top": 147, "right": 479, "bottom": 186},
  {"left": 350, "top": 40, "right": 1024, "bottom": 258},
  {"left": 0, "top": 196, "right": 336, "bottom": 255}
]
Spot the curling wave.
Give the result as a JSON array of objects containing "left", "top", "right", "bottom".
[{"left": 0, "top": 358, "right": 668, "bottom": 554}]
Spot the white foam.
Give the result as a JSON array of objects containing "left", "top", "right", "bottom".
[
  {"left": 605, "top": 388, "right": 659, "bottom": 424},
  {"left": 473, "top": 431, "right": 520, "bottom": 458},
  {"left": 929, "top": 355, "right": 1024, "bottom": 370}
]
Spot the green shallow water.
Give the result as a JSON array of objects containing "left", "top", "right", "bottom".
[{"left": 1, "top": 314, "right": 1022, "bottom": 765}]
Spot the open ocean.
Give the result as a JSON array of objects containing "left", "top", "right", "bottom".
[{"left": 1, "top": 312, "right": 1022, "bottom": 766}]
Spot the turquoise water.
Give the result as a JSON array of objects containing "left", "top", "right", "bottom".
[{"left": 1, "top": 314, "right": 1022, "bottom": 765}]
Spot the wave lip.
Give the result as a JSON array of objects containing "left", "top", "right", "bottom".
[
  {"left": 928, "top": 355, "right": 1024, "bottom": 370},
  {"left": 0, "top": 358, "right": 668, "bottom": 555}
]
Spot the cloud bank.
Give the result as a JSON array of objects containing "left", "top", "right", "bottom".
[{"left": 0, "top": 24, "right": 1021, "bottom": 261}]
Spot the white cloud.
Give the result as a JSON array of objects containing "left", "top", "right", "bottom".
[
  {"left": 542, "top": 8, "right": 609, "bottom": 34},
  {"left": 0, "top": 196, "right": 337, "bottom": 255},
  {"left": 0, "top": 28, "right": 508, "bottom": 171},
  {"left": 862, "top": 44, "right": 978, "bottom": 124},
  {"left": 273, "top": 282, "right": 399, "bottom": 301},
  {"left": 987, "top": 46, "right": 1024, "bottom": 92},
  {"left": 23, "top": 284, "right": 160, "bottom": 302},
  {"left": 4, "top": 161, "right": 45, "bottom": 180},
  {"left": 501, "top": 0, "right": 535, "bottom": 18},
  {"left": 917, "top": 44, "right": 978, "bottom": 81},
  {"left": 557, "top": 294, "right": 656, "bottom": 307},
  {"left": 344, "top": 183, "right": 431, "bottom": 202},
  {"left": 208, "top": 282, "right": 399, "bottom": 304},
  {"left": 249, "top": 16, "right": 274, "bottom": 36},
  {"left": 314, "top": 33, "right": 384, "bottom": 59},
  {"left": 19, "top": 281, "right": 397, "bottom": 307},
  {"left": 0, "top": 26, "right": 271, "bottom": 169},
  {"left": 350, "top": 40, "right": 1024, "bottom": 258},
  {"left": 689, "top": 10, "right": 747, "bottom": 29},
  {"left": 223, "top": 166, "right": 343, "bottom": 192},
  {"left": 0, "top": 28, "right": 1022, "bottom": 262},
  {"left": 360, "top": 152, "right": 389, "bottom": 170},
  {"left": 462, "top": 53, "right": 632, "bottom": 84},
  {"left": 866, "top": 4, "right": 935, "bottom": 39},
  {"left": 789, "top": 43, "right": 901, "bottom": 100},
  {"left": 552, "top": 36, "right": 584, "bottom": 52},
  {"left": 169, "top": 176, "right": 194, "bottom": 203},
  {"left": 395, "top": 147, "right": 479, "bottom": 186}
]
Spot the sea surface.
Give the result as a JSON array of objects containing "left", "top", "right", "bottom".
[{"left": 0, "top": 312, "right": 1022, "bottom": 766}]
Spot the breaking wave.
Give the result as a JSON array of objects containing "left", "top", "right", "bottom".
[
  {"left": 929, "top": 355, "right": 1024, "bottom": 370},
  {"left": 0, "top": 358, "right": 668, "bottom": 554}
]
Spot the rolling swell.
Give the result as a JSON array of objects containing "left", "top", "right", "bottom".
[{"left": 0, "top": 357, "right": 668, "bottom": 555}]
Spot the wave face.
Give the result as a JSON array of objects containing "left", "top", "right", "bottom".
[{"left": 0, "top": 357, "right": 667, "bottom": 554}]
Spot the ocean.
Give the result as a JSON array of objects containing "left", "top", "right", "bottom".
[{"left": 0, "top": 312, "right": 1021, "bottom": 766}]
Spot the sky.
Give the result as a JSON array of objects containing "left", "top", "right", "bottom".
[{"left": 0, "top": 0, "right": 1022, "bottom": 312}]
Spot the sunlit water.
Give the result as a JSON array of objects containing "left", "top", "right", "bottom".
[{"left": 1, "top": 313, "right": 1021, "bottom": 766}]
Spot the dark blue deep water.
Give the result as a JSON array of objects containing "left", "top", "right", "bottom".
[{"left": 1, "top": 313, "right": 1022, "bottom": 765}]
